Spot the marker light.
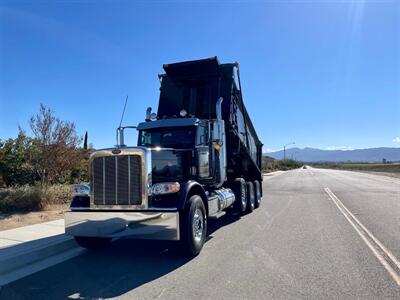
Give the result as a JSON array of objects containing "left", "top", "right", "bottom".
[
  {"left": 150, "top": 113, "right": 157, "bottom": 121},
  {"left": 180, "top": 109, "right": 188, "bottom": 117}
]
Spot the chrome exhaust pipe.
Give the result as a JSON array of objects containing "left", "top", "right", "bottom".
[{"left": 216, "top": 97, "right": 223, "bottom": 120}]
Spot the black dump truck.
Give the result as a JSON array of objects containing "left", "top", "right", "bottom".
[{"left": 65, "top": 57, "right": 263, "bottom": 255}]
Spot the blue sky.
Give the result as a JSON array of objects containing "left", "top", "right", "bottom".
[{"left": 0, "top": 0, "right": 399, "bottom": 152}]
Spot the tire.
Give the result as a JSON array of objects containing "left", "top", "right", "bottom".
[
  {"left": 245, "top": 182, "right": 255, "bottom": 213},
  {"left": 233, "top": 178, "right": 247, "bottom": 213},
  {"left": 180, "top": 195, "right": 207, "bottom": 256},
  {"left": 74, "top": 236, "right": 112, "bottom": 249},
  {"left": 253, "top": 180, "right": 261, "bottom": 208}
]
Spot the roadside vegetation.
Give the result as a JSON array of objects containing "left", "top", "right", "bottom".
[
  {"left": 0, "top": 104, "right": 89, "bottom": 213},
  {"left": 262, "top": 157, "right": 303, "bottom": 172}
]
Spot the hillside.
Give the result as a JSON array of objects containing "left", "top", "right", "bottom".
[{"left": 266, "top": 147, "right": 400, "bottom": 163}]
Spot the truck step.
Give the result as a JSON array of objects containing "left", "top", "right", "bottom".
[{"left": 208, "top": 211, "right": 226, "bottom": 220}]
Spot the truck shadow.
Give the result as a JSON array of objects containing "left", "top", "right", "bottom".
[
  {"left": 0, "top": 213, "right": 242, "bottom": 299},
  {"left": 0, "top": 239, "right": 189, "bottom": 299},
  {"left": 208, "top": 211, "right": 241, "bottom": 235}
]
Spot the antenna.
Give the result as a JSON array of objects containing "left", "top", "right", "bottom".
[{"left": 119, "top": 95, "right": 129, "bottom": 128}]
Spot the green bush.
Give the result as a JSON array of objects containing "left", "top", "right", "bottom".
[
  {"left": 275, "top": 159, "right": 303, "bottom": 171},
  {"left": 0, "top": 133, "right": 39, "bottom": 186}
]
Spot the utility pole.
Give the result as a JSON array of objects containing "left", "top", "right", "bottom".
[{"left": 283, "top": 142, "right": 295, "bottom": 161}]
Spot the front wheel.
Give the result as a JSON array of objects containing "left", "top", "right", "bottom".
[
  {"left": 180, "top": 195, "right": 207, "bottom": 256},
  {"left": 74, "top": 236, "right": 112, "bottom": 249}
]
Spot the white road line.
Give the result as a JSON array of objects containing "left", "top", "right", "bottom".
[
  {"left": 326, "top": 188, "right": 400, "bottom": 270},
  {"left": 324, "top": 187, "right": 400, "bottom": 287}
]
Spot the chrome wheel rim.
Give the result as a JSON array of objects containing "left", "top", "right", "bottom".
[
  {"left": 242, "top": 188, "right": 246, "bottom": 209},
  {"left": 193, "top": 208, "right": 204, "bottom": 243}
]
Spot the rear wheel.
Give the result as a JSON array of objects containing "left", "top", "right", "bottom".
[
  {"left": 233, "top": 178, "right": 247, "bottom": 213},
  {"left": 74, "top": 236, "right": 112, "bottom": 249},
  {"left": 180, "top": 195, "right": 207, "bottom": 256},
  {"left": 253, "top": 180, "right": 261, "bottom": 208},
  {"left": 245, "top": 182, "right": 255, "bottom": 213}
]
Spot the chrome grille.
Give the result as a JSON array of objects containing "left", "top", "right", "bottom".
[
  {"left": 104, "top": 156, "right": 116, "bottom": 205},
  {"left": 117, "top": 156, "right": 129, "bottom": 204},
  {"left": 92, "top": 155, "right": 142, "bottom": 206}
]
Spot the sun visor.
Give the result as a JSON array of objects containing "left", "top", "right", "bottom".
[{"left": 163, "top": 57, "right": 220, "bottom": 79}]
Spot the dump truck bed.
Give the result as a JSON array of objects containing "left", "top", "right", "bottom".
[{"left": 158, "top": 57, "right": 262, "bottom": 181}]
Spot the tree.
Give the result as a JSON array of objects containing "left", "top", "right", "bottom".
[
  {"left": 0, "top": 131, "right": 38, "bottom": 186},
  {"left": 29, "top": 104, "right": 83, "bottom": 186}
]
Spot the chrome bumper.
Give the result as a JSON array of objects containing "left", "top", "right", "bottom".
[{"left": 65, "top": 211, "right": 180, "bottom": 240}]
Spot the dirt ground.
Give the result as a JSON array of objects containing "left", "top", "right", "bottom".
[
  {"left": 0, "top": 204, "right": 68, "bottom": 231},
  {"left": 360, "top": 171, "right": 400, "bottom": 179}
]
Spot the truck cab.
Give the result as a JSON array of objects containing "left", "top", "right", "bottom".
[{"left": 65, "top": 57, "right": 263, "bottom": 256}]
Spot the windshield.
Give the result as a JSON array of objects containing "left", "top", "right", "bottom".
[
  {"left": 151, "top": 149, "right": 191, "bottom": 182},
  {"left": 138, "top": 127, "right": 195, "bottom": 149}
]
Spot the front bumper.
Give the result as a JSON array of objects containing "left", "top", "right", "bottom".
[{"left": 65, "top": 211, "right": 180, "bottom": 240}]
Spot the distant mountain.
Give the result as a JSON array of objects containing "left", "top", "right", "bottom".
[{"left": 266, "top": 147, "right": 400, "bottom": 163}]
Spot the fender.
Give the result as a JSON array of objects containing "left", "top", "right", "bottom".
[{"left": 177, "top": 180, "right": 208, "bottom": 213}]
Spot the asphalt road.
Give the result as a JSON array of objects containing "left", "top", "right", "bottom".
[{"left": 1, "top": 168, "right": 399, "bottom": 299}]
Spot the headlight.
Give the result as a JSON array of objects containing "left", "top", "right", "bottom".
[
  {"left": 72, "top": 184, "right": 90, "bottom": 196},
  {"left": 152, "top": 182, "right": 180, "bottom": 195}
]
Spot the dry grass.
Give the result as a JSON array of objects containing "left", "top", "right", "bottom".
[
  {"left": 0, "top": 184, "right": 72, "bottom": 213},
  {"left": 41, "top": 184, "right": 72, "bottom": 206},
  {"left": 313, "top": 163, "right": 400, "bottom": 173}
]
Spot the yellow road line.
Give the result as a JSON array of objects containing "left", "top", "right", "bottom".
[{"left": 324, "top": 187, "right": 400, "bottom": 287}]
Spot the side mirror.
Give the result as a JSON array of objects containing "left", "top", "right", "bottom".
[{"left": 195, "top": 146, "right": 210, "bottom": 178}]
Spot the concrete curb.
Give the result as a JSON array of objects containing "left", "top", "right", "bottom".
[
  {"left": 0, "top": 221, "right": 84, "bottom": 286},
  {"left": 263, "top": 170, "right": 285, "bottom": 176}
]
